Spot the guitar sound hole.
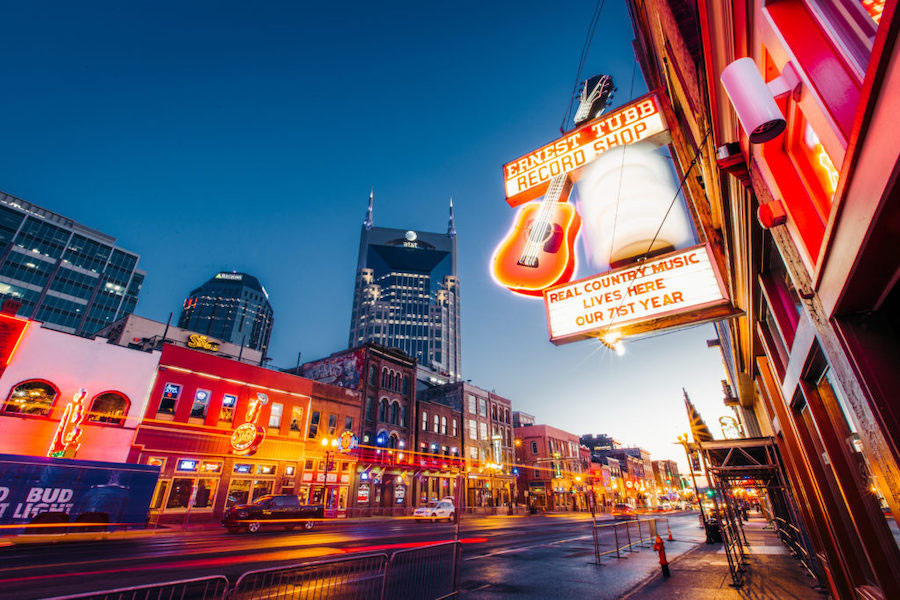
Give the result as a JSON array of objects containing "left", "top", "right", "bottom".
[{"left": 529, "top": 222, "right": 552, "bottom": 243}]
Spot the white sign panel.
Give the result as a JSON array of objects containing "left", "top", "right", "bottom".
[{"left": 544, "top": 244, "right": 728, "bottom": 344}]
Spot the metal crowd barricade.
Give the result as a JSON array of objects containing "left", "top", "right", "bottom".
[
  {"left": 230, "top": 552, "right": 389, "bottom": 600},
  {"left": 381, "top": 541, "right": 461, "bottom": 600},
  {"left": 591, "top": 517, "right": 670, "bottom": 565},
  {"left": 44, "top": 575, "right": 229, "bottom": 600}
]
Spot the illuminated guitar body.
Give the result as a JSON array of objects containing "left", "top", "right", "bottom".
[{"left": 491, "top": 182, "right": 581, "bottom": 297}]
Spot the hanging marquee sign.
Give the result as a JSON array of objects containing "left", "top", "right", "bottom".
[
  {"left": 544, "top": 244, "right": 732, "bottom": 344},
  {"left": 503, "top": 92, "right": 670, "bottom": 206}
]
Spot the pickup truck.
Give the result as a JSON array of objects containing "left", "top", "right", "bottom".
[{"left": 222, "top": 494, "right": 325, "bottom": 533}]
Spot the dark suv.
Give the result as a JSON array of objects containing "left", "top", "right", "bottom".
[{"left": 222, "top": 494, "right": 325, "bottom": 533}]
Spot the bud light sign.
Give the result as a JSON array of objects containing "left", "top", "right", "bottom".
[{"left": 0, "top": 454, "right": 159, "bottom": 532}]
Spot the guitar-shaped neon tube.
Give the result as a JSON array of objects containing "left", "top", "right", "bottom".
[{"left": 491, "top": 173, "right": 581, "bottom": 296}]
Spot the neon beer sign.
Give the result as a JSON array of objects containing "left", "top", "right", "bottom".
[{"left": 230, "top": 392, "right": 268, "bottom": 456}]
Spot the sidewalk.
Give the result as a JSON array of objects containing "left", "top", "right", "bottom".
[{"left": 624, "top": 518, "right": 828, "bottom": 600}]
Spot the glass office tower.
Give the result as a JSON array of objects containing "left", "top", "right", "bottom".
[
  {"left": 0, "top": 191, "right": 144, "bottom": 335},
  {"left": 349, "top": 195, "right": 461, "bottom": 380},
  {"left": 178, "top": 272, "right": 274, "bottom": 356}
]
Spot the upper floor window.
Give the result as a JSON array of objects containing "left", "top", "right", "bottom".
[
  {"left": 467, "top": 394, "right": 476, "bottom": 414},
  {"left": 3, "top": 380, "right": 58, "bottom": 416},
  {"left": 368, "top": 366, "right": 376, "bottom": 385},
  {"left": 308, "top": 411, "right": 320, "bottom": 438},
  {"left": 452, "top": 419, "right": 458, "bottom": 437},
  {"left": 441, "top": 416, "right": 447, "bottom": 435},
  {"left": 158, "top": 382, "right": 181, "bottom": 415},
  {"left": 190, "top": 389, "right": 211, "bottom": 421},
  {"left": 478, "top": 398, "right": 487, "bottom": 417},
  {"left": 433, "top": 414, "right": 440, "bottom": 433},
  {"left": 268, "top": 402, "right": 283, "bottom": 429},
  {"left": 220, "top": 394, "right": 237, "bottom": 424},
  {"left": 88, "top": 392, "right": 129, "bottom": 425},
  {"left": 531, "top": 441, "right": 539, "bottom": 454},
  {"left": 328, "top": 413, "right": 338, "bottom": 435},
  {"left": 422, "top": 409, "right": 428, "bottom": 431},
  {"left": 402, "top": 376, "right": 409, "bottom": 395},
  {"left": 390, "top": 402, "right": 399, "bottom": 425}
]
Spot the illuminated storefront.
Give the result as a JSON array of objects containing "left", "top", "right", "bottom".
[
  {"left": 628, "top": 0, "right": 900, "bottom": 596},
  {"left": 0, "top": 312, "right": 160, "bottom": 462},
  {"left": 130, "top": 344, "right": 359, "bottom": 521}
]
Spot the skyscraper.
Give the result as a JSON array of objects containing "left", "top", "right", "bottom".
[
  {"left": 178, "top": 271, "right": 274, "bottom": 357},
  {"left": 349, "top": 192, "right": 461, "bottom": 380},
  {"left": 0, "top": 191, "right": 144, "bottom": 335}
]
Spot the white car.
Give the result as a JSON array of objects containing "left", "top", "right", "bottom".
[{"left": 414, "top": 500, "right": 455, "bottom": 522}]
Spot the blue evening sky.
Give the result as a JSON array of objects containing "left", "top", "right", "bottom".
[{"left": 0, "top": 1, "right": 730, "bottom": 469}]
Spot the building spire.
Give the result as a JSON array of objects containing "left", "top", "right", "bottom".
[
  {"left": 448, "top": 194, "right": 456, "bottom": 237},
  {"left": 364, "top": 187, "right": 374, "bottom": 230}
]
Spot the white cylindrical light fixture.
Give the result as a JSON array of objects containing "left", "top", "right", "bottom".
[{"left": 720, "top": 58, "right": 786, "bottom": 143}]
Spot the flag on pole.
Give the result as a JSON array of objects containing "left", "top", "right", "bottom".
[{"left": 683, "top": 388, "right": 713, "bottom": 442}]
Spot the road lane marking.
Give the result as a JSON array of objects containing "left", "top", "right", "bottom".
[{"left": 464, "top": 534, "right": 592, "bottom": 560}]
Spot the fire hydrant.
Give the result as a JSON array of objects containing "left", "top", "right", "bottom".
[{"left": 654, "top": 535, "right": 671, "bottom": 577}]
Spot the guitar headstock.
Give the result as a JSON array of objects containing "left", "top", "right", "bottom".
[{"left": 573, "top": 74, "right": 616, "bottom": 128}]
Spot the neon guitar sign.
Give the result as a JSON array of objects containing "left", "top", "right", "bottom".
[{"left": 492, "top": 76, "right": 614, "bottom": 297}]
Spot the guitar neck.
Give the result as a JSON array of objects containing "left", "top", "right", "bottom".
[{"left": 542, "top": 173, "right": 573, "bottom": 205}]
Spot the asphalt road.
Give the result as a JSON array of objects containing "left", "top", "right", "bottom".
[{"left": 0, "top": 512, "right": 703, "bottom": 599}]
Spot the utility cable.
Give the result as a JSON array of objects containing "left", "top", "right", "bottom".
[
  {"left": 606, "top": 58, "right": 639, "bottom": 266},
  {"left": 561, "top": 0, "right": 606, "bottom": 133},
  {"left": 597, "top": 128, "right": 713, "bottom": 347}
]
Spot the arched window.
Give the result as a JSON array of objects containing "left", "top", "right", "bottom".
[
  {"left": 433, "top": 414, "right": 439, "bottom": 433},
  {"left": 3, "top": 380, "right": 58, "bottom": 416},
  {"left": 389, "top": 433, "right": 399, "bottom": 449},
  {"left": 421, "top": 409, "right": 428, "bottom": 431},
  {"left": 379, "top": 398, "right": 389, "bottom": 422},
  {"left": 441, "top": 416, "right": 447, "bottom": 435},
  {"left": 491, "top": 405, "right": 497, "bottom": 420},
  {"left": 390, "top": 401, "right": 399, "bottom": 425},
  {"left": 381, "top": 369, "right": 387, "bottom": 388},
  {"left": 88, "top": 392, "right": 130, "bottom": 425},
  {"left": 368, "top": 366, "right": 376, "bottom": 385},
  {"left": 400, "top": 404, "right": 407, "bottom": 427}
]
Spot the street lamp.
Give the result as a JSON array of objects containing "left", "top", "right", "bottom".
[{"left": 320, "top": 437, "right": 339, "bottom": 511}]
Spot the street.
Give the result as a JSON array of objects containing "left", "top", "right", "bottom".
[{"left": 0, "top": 512, "right": 703, "bottom": 599}]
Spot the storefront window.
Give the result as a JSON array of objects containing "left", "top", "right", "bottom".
[
  {"left": 252, "top": 479, "right": 273, "bottom": 501},
  {"left": 190, "top": 389, "right": 211, "bottom": 421},
  {"left": 166, "top": 478, "right": 193, "bottom": 509},
  {"left": 194, "top": 479, "right": 217, "bottom": 509},
  {"left": 227, "top": 479, "right": 251, "bottom": 507},
  {"left": 87, "top": 392, "right": 129, "bottom": 425},
  {"left": 3, "top": 380, "right": 58, "bottom": 416},
  {"left": 150, "top": 480, "right": 169, "bottom": 510},
  {"left": 289, "top": 406, "right": 303, "bottom": 437}
]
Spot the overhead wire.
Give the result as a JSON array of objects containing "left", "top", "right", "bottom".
[{"left": 560, "top": 0, "right": 607, "bottom": 133}]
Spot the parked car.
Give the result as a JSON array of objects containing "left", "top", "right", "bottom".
[
  {"left": 222, "top": 494, "right": 324, "bottom": 533},
  {"left": 611, "top": 503, "right": 636, "bottom": 521},
  {"left": 414, "top": 500, "right": 455, "bottom": 522}
]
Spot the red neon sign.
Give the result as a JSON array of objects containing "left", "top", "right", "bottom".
[{"left": 48, "top": 388, "right": 88, "bottom": 458}]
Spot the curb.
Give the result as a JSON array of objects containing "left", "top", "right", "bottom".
[{"left": 619, "top": 539, "right": 707, "bottom": 600}]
